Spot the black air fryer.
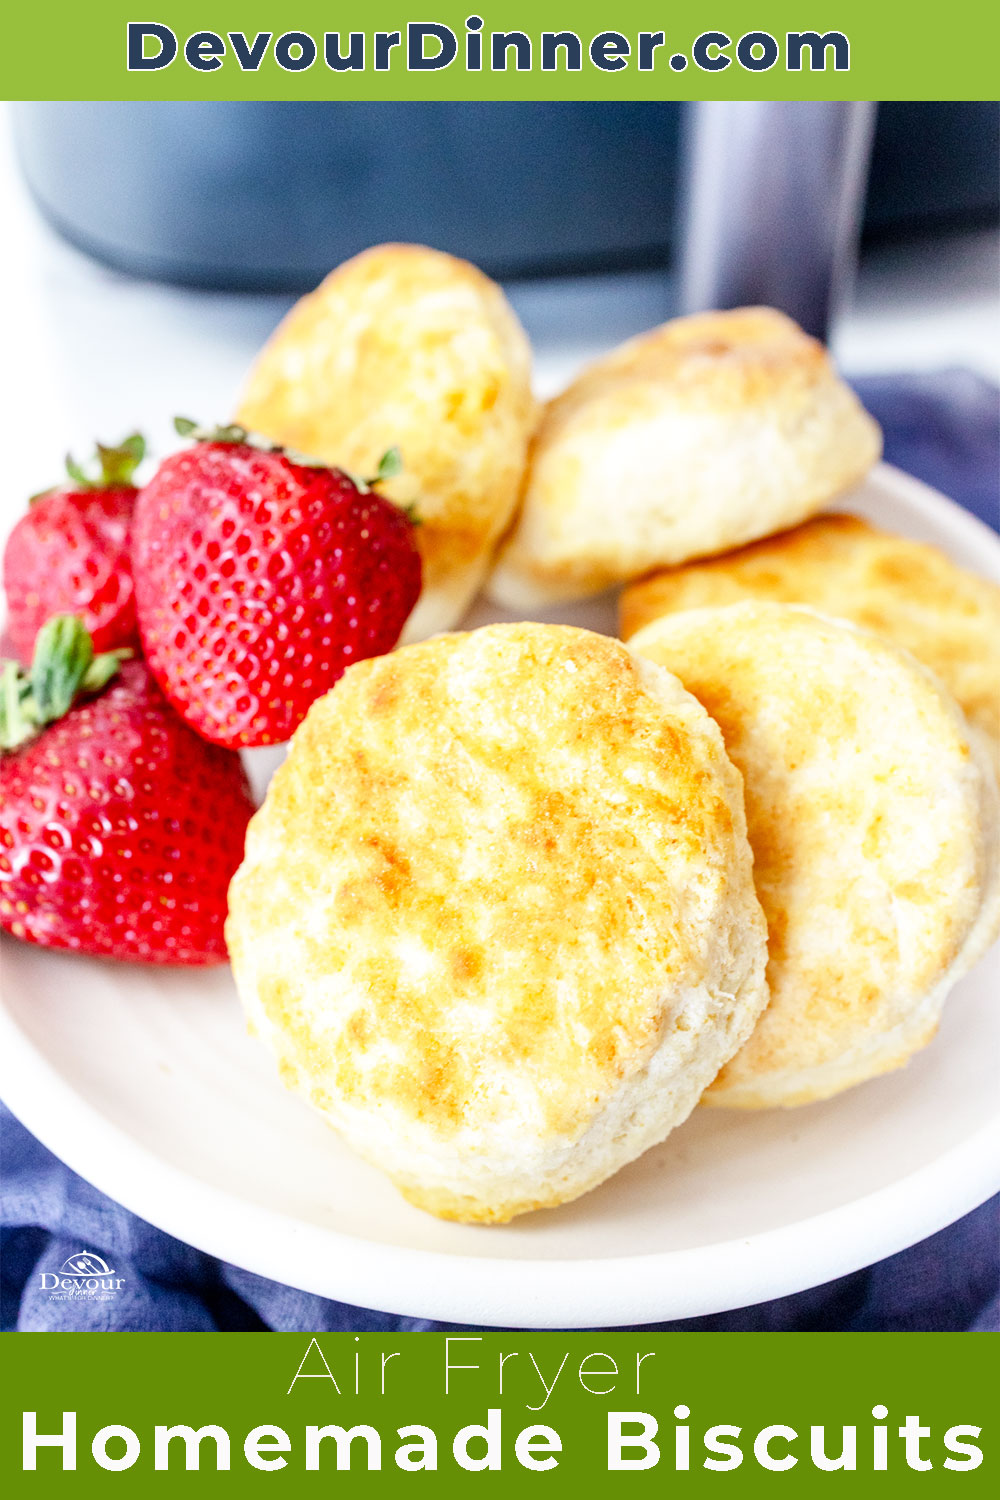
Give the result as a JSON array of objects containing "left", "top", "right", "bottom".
[{"left": 12, "top": 101, "right": 999, "bottom": 294}]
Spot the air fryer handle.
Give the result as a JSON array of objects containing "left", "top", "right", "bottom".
[{"left": 676, "top": 101, "right": 877, "bottom": 342}]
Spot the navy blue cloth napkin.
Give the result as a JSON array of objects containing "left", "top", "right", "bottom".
[{"left": 2, "top": 370, "right": 998, "bottom": 1334}]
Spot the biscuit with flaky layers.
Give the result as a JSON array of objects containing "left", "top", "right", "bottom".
[
  {"left": 226, "top": 622, "right": 768, "bottom": 1222},
  {"left": 621, "top": 513, "right": 1000, "bottom": 776},
  {"left": 237, "top": 243, "right": 536, "bottom": 641},
  {"left": 630, "top": 602, "right": 1000, "bottom": 1109},
  {"left": 489, "top": 307, "right": 881, "bottom": 607}
]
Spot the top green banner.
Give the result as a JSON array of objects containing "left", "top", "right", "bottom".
[{"left": 4, "top": 1, "right": 998, "bottom": 100}]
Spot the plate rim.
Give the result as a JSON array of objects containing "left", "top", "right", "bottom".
[
  {"left": 2, "top": 989, "right": 998, "bottom": 1327},
  {"left": 2, "top": 460, "right": 999, "bottom": 1328}
]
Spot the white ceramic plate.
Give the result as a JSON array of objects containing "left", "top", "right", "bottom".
[{"left": 2, "top": 462, "right": 999, "bottom": 1329}]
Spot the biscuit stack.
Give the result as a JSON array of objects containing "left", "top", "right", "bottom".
[{"left": 228, "top": 246, "right": 1000, "bottom": 1223}]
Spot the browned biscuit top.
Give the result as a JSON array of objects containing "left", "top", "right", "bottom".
[{"left": 227, "top": 623, "right": 752, "bottom": 1143}]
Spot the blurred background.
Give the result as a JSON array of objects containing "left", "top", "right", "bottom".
[{"left": 2, "top": 100, "right": 998, "bottom": 522}]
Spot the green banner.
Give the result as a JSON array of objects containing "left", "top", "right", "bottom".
[
  {"left": 3, "top": 1332, "right": 994, "bottom": 1492},
  {"left": 3, "top": 2, "right": 998, "bottom": 100}
]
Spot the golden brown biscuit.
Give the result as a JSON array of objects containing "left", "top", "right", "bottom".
[
  {"left": 630, "top": 603, "right": 1000, "bottom": 1109},
  {"left": 226, "top": 623, "right": 768, "bottom": 1222},
  {"left": 621, "top": 513, "right": 1000, "bottom": 772},
  {"left": 237, "top": 244, "right": 536, "bottom": 641},
  {"left": 489, "top": 307, "right": 881, "bottom": 607}
]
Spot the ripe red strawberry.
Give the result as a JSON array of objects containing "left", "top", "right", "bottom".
[
  {"left": 131, "top": 421, "right": 422, "bottom": 749},
  {"left": 1, "top": 616, "right": 255, "bottom": 965},
  {"left": 3, "top": 434, "right": 145, "bottom": 662}
]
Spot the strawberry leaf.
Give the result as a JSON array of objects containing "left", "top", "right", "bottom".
[
  {"left": 0, "top": 661, "right": 37, "bottom": 751},
  {"left": 31, "top": 615, "right": 96, "bottom": 721},
  {"left": 64, "top": 453, "right": 92, "bottom": 488},
  {"left": 81, "top": 650, "right": 129, "bottom": 694},
  {"left": 336, "top": 448, "right": 407, "bottom": 497},
  {"left": 371, "top": 446, "right": 403, "bottom": 485},
  {"left": 174, "top": 417, "right": 251, "bottom": 445},
  {"left": 0, "top": 616, "right": 131, "bottom": 753}
]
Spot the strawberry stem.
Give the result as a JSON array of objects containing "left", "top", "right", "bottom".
[
  {"left": 174, "top": 415, "right": 329, "bottom": 471},
  {"left": 0, "top": 616, "right": 131, "bottom": 752},
  {"left": 31, "top": 433, "right": 146, "bottom": 504}
]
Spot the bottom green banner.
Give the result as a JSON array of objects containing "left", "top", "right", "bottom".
[{"left": 1, "top": 1332, "right": 992, "bottom": 1493}]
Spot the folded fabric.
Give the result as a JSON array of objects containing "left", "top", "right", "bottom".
[
  {"left": 2, "top": 1104, "right": 997, "bottom": 1332},
  {"left": 853, "top": 369, "right": 999, "bottom": 531}
]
